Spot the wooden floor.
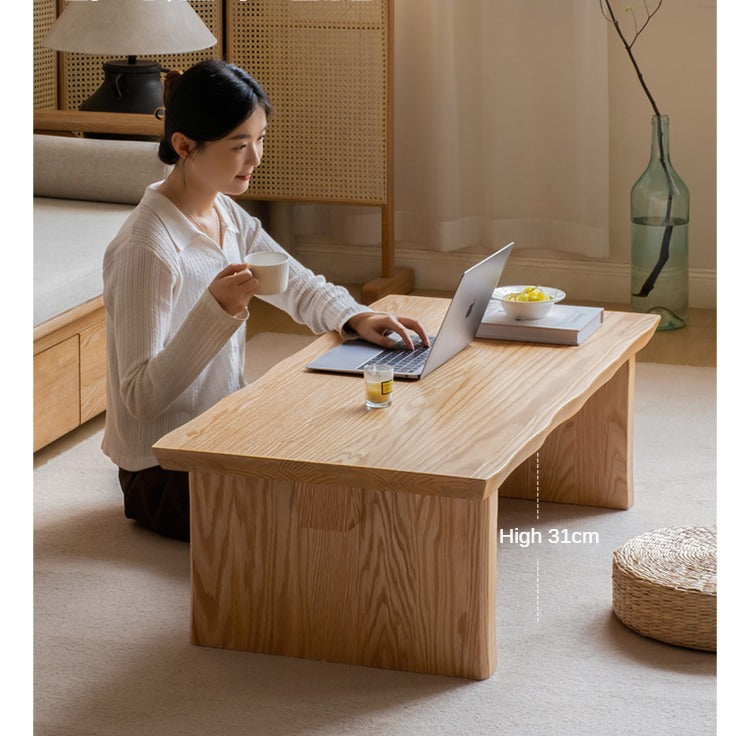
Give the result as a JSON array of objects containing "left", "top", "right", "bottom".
[
  {"left": 247, "top": 288, "right": 717, "bottom": 368},
  {"left": 616, "top": 305, "right": 716, "bottom": 367}
]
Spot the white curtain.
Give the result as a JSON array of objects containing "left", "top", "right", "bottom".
[{"left": 293, "top": 0, "right": 610, "bottom": 258}]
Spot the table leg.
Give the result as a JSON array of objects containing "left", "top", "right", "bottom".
[
  {"left": 500, "top": 357, "right": 635, "bottom": 509},
  {"left": 188, "top": 473, "right": 497, "bottom": 679}
]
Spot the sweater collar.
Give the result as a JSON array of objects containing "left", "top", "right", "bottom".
[{"left": 142, "top": 183, "right": 240, "bottom": 251}]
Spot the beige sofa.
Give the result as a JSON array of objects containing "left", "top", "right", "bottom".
[{"left": 33, "top": 133, "right": 171, "bottom": 450}]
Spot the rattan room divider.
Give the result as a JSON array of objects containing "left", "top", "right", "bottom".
[
  {"left": 226, "top": 0, "right": 410, "bottom": 300},
  {"left": 33, "top": 0, "right": 410, "bottom": 300},
  {"left": 228, "top": 0, "right": 387, "bottom": 204},
  {"left": 33, "top": 0, "right": 57, "bottom": 109}
]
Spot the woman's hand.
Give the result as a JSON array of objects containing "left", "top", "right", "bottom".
[
  {"left": 346, "top": 312, "right": 430, "bottom": 350},
  {"left": 208, "top": 263, "right": 259, "bottom": 316}
]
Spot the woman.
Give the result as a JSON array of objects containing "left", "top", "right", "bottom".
[{"left": 102, "top": 59, "right": 427, "bottom": 541}]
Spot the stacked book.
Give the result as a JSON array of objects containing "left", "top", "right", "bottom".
[{"left": 477, "top": 297, "right": 603, "bottom": 346}]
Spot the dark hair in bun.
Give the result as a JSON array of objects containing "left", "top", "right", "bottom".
[{"left": 158, "top": 60, "right": 272, "bottom": 165}]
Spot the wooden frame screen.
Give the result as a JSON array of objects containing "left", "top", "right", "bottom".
[
  {"left": 227, "top": 0, "right": 389, "bottom": 205},
  {"left": 227, "top": 0, "right": 409, "bottom": 298}
]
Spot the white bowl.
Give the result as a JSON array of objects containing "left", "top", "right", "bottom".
[{"left": 494, "top": 285, "right": 566, "bottom": 320}]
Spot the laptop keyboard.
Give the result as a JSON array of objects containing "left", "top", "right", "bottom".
[{"left": 359, "top": 342, "right": 432, "bottom": 374}]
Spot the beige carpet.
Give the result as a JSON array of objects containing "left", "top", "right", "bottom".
[{"left": 33, "top": 334, "right": 717, "bottom": 735}]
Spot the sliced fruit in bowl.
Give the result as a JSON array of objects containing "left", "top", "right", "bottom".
[{"left": 494, "top": 285, "right": 566, "bottom": 320}]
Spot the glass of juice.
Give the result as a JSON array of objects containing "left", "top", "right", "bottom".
[{"left": 364, "top": 363, "right": 394, "bottom": 410}]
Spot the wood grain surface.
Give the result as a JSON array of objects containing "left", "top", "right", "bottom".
[
  {"left": 154, "top": 295, "right": 658, "bottom": 503},
  {"left": 502, "top": 357, "right": 636, "bottom": 509},
  {"left": 189, "top": 470, "right": 497, "bottom": 679},
  {"left": 33, "top": 109, "right": 162, "bottom": 138},
  {"left": 33, "top": 335, "right": 79, "bottom": 451},
  {"left": 79, "top": 320, "right": 107, "bottom": 423}
]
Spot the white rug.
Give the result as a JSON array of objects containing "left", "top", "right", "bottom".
[{"left": 32, "top": 339, "right": 717, "bottom": 736}]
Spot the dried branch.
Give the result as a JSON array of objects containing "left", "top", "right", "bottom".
[
  {"left": 600, "top": 0, "right": 661, "bottom": 116},
  {"left": 630, "top": 1, "right": 663, "bottom": 47},
  {"left": 600, "top": 1, "right": 663, "bottom": 48}
]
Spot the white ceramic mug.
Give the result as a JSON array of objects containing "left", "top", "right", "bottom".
[{"left": 245, "top": 252, "right": 290, "bottom": 295}]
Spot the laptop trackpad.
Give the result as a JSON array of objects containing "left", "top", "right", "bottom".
[{"left": 306, "top": 340, "right": 381, "bottom": 373}]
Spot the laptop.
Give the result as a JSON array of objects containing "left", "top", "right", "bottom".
[{"left": 305, "top": 242, "right": 514, "bottom": 380}]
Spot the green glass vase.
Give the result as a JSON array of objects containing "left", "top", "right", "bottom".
[{"left": 630, "top": 114, "right": 689, "bottom": 330}]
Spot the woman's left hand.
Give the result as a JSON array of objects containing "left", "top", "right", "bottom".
[{"left": 346, "top": 312, "right": 430, "bottom": 351}]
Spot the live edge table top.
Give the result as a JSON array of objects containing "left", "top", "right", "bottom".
[{"left": 153, "top": 294, "right": 658, "bottom": 501}]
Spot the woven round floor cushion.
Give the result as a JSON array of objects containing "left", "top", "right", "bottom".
[{"left": 612, "top": 525, "right": 716, "bottom": 651}]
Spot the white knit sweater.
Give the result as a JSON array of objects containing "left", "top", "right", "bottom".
[{"left": 102, "top": 184, "right": 369, "bottom": 470}]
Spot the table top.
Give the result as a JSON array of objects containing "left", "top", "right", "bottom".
[{"left": 153, "top": 294, "right": 658, "bottom": 500}]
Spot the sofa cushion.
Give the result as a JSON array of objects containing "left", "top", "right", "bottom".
[
  {"left": 33, "top": 134, "right": 171, "bottom": 204},
  {"left": 34, "top": 198, "right": 134, "bottom": 326}
]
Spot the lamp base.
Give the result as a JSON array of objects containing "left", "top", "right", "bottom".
[
  {"left": 79, "top": 60, "right": 163, "bottom": 140},
  {"left": 80, "top": 59, "right": 164, "bottom": 116}
]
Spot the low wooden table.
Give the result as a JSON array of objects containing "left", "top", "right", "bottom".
[{"left": 153, "top": 295, "right": 658, "bottom": 680}]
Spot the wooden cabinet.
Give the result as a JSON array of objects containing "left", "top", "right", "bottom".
[
  {"left": 80, "top": 321, "right": 107, "bottom": 423},
  {"left": 33, "top": 298, "right": 107, "bottom": 452},
  {"left": 33, "top": 335, "right": 80, "bottom": 451}
]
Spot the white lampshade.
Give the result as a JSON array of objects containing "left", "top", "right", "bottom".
[{"left": 43, "top": 0, "right": 217, "bottom": 56}]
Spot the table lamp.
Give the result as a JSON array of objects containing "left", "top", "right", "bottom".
[{"left": 43, "top": 0, "right": 217, "bottom": 115}]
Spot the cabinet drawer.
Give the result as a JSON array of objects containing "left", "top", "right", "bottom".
[
  {"left": 80, "top": 320, "right": 106, "bottom": 422},
  {"left": 34, "top": 335, "right": 80, "bottom": 451}
]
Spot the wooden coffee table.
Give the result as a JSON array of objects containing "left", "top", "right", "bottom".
[{"left": 153, "top": 294, "right": 658, "bottom": 679}]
